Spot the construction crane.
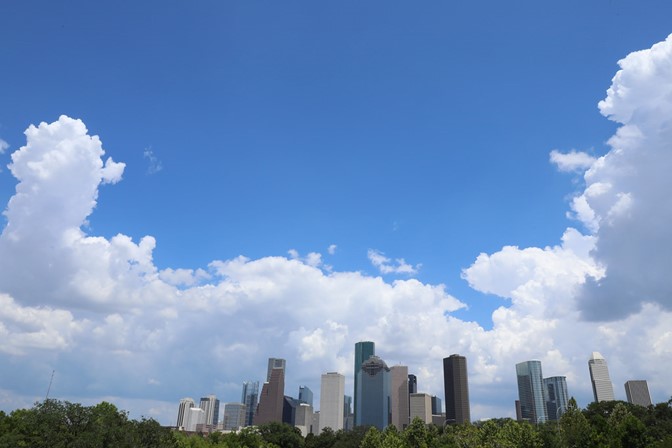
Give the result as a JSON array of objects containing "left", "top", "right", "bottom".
[{"left": 45, "top": 370, "right": 55, "bottom": 401}]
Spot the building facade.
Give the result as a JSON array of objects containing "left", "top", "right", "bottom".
[
  {"left": 443, "top": 354, "right": 471, "bottom": 424},
  {"left": 409, "top": 393, "right": 433, "bottom": 424},
  {"left": 543, "top": 376, "right": 569, "bottom": 421},
  {"left": 222, "top": 403, "right": 246, "bottom": 430},
  {"left": 390, "top": 365, "right": 410, "bottom": 430},
  {"left": 199, "top": 395, "right": 220, "bottom": 427},
  {"left": 319, "top": 372, "right": 345, "bottom": 433},
  {"left": 299, "top": 385, "right": 314, "bottom": 407},
  {"left": 516, "top": 360, "right": 548, "bottom": 424},
  {"left": 241, "top": 381, "right": 259, "bottom": 427},
  {"left": 357, "top": 355, "right": 390, "bottom": 430},
  {"left": 625, "top": 380, "right": 652, "bottom": 407},
  {"left": 354, "top": 341, "right": 375, "bottom": 426},
  {"left": 177, "top": 398, "right": 195, "bottom": 429},
  {"left": 589, "top": 352, "right": 615, "bottom": 402},
  {"left": 254, "top": 360, "right": 285, "bottom": 425}
]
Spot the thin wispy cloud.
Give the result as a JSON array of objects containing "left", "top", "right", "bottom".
[
  {"left": 0, "top": 138, "right": 8, "bottom": 154},
  {"left": 143, "top": 146, "right": 163, "bottom": 175},
  {"left": 367, "top": 249, "right": 420, "bottom": 275}
]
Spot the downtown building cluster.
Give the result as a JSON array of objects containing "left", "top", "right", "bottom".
[
  {"left": 514, "top": 351, "right": 653, "bottom": 424},
  {"left": 175, "top": 341, "right": 469, "bottom": 434},
  {"left": 176, "top": 345, "right": 653, "bottom": 434}
]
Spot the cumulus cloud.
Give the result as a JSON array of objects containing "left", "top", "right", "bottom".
[
  {"left": 550, "top": 149, "right": 596, "bottom": 173},
  {"left": 367, "top": 249, "right": 420, "bottom": 275},
  {"left": 3, "top": 34, "right": 672, "bottom": 426}
]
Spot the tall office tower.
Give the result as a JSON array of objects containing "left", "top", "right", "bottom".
[
  {"left": 222, "top": 403, "right": 247, "bottom": 430},
  {"left": 184, "top": 407, "right": 206, "bottom": 432},
  {"left": 625, "top": 380, "right": 652, "bottom": 407},
  {"left": 299, "top": 385, "right": 314, "bottom": 407},
  {"left": 431, "top": 395, "right": 442, "bottom": 416},
  {"left": 409, "top": 393, "right": 433, "bottom": 423},
  {"left": 311, "top": 412, "right": 320, "bottom": 435},
  {"left": 343, "top": 395, "right": 354, "bottom": 431},
  {"left": 267, "top": 358, "right": 286, "bottom": 381},
  {"left": 241, "top": 381, "right": 259, "bottom": 427},
  {"left": 443, "top": 354, "right": 471, "bottom": 424},
  {"left": 177, "top": 398, "right": 195, "bottom": 428},
  {"left": 295, "top": 403, "right": 314, "bottom": 437},
  {"left": 254, "top": 360, "right": 285, "bottom": 424},
  {"left": 516, "top": 360, "right": 548, "bottom": 424},
  {"left": 390, "top": 365, "right": 410, "bottom": 430},
  {"left": 199, "top": 395, "right": 220, "bottom": 427},
  {"left": 354, "top": 341, "right": 375, "bottom": 426},
  {"left": 408, "top": 374, "right": 418, "bottom": 394},
  {"left": 357, "top": 355, "right": 391, "bottom": 430},
  {"left": 588, "top": 352, "right": 615, "bottom": 402},
  {"left": 543, "top": 376, "right": 569, "bottom": 420},
  {"left": 319, "top": 372, "right": 346, "bottom": 433}
]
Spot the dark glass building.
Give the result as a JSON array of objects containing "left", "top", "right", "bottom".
[
  {"left": 443, "top": 354, "right": 471, "bottom": 424},
  {"left": 356, "top": 355, "right": 390, "bottom": 430}
]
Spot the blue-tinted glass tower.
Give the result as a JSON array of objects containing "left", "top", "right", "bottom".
[{"left": 516, "top": 361, "right": 548, "bottom": 424}]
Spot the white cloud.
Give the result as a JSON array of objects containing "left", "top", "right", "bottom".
[
  {"left": 143, "top": 146, "right": 163, "bottom": 174},
  {"left": 0, "top": 138, "right": 8, "bottom": 154},
  {"left": 3, "top": 34, "right": 672, "bottom": 426},
  {"left": 550, "top": 149, "right": 596, "bottom": 173},
  {"left": 367, "top": 249, "right": 420, "bottom": 275},
  {"left": 327, "top": 244, "right": 337, "bottom": 255}
]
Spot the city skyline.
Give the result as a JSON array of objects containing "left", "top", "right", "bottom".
[{"left": 1, "top": 2, "right": 672, "bottom": 426}]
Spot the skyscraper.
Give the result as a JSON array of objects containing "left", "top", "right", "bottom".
[
  {"left": 319, "top": 372, "right": 345, "bottom": 433},
  {"left": 390, "top": 365, "right": 410, "bottom": 430},
  {"left": 430, "top": 395, "right": 442, "bottom": 416},
  {"left": 177, "top": 397, "right": 195, "bottom": 429},
  {"left": 516, "top": 360, "right": 548, "bottom": 424},
  {"left": 443, "top": 354, "right": 471, "bottom": 424},
  {"left": 625, "top": 380, "right": 652, "bottom": 407},
  {"left": 356, "top": 355, "right": 390, "bottom": 430},
  {"left": 343, "top": 395, "right": 354, "bottom": 431},
  {"left": 241, "top": 381, "right": 259, "bottom": 427},
  {"left": 588, "top": 352, "right": 615, "bottom": 402},
  {"left": 222, "top": 403, "right": 247, "bottom": 430},
  {"left": 408, "top": 374, "right": 417, "bottom": 394},
  {"left": 199, "top": 395, "right": 220, "bottom": 427},
  {"left": 543, "top": 376, "right": 569, "bottom": 420},
  {"left": 354, "top": 341, "right": 375, "bottom": 425},
  {"left": 255, "top": 359, "right": 285, "bottom": 425}
]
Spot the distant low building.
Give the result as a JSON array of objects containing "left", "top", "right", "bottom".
[{"left": 625, "top": 380, "right": 652, "bottom": 407}]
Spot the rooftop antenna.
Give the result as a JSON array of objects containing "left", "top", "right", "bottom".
[{"left": 45, "top": 370, "right": 55, "bottom": 401}]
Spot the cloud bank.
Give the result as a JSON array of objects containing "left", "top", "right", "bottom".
[{"left": 2, "top": 34, "right": 672, "bottom": 424}]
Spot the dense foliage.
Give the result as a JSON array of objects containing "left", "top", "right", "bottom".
[{"left": 1, "top": 397, "right": 671, "bottom": 447}]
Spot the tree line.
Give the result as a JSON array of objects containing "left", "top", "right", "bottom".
[{"left": 1, "top": 397, "right": 671, "bottom": 447}]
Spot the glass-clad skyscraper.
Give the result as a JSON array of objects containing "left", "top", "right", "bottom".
[
  {"left": 354, "top": 341, "right": 375, "bottom": 425},
  {"left": 543, "top": 376, "right": 569, "bottom": 420},
  {"left": 516, "top": 360, "right": 548, "bottom": 424},
  {"left": 356, "top": 355, "right": 390, "bottom": 430},
  {"left": 241, "top": 381, "right": 259, "bottom": 427}
]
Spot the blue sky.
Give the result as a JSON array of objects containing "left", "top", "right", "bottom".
[{"left": 1, "top": 1, "right": 672, "bottom": 424}]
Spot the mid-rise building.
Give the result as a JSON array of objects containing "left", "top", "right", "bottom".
[
  {"left": 177, "top": 398, "right": 195, "bottom": 429},
  {"left": 283, "top": 396, "right": 300, "bottom": 425},
  {"left": 589, "top": 352, "right": 615, "bottom": 402},
  {"left": 254, "top": 359, "right": 285, "bottom": 424},
  {"left": 354, "top": 341, "right": 375, "bottom": 425},
  {"left": 222, "top": 403, "right": 246, "bottom": 430},
  {"left": 431, "top": 395, "right": 442, "bottom": 416},
  {"left": 319, "top": 372, "right": 345, "bottom": 433},
  {"left": 543, "top": 376, "right": 569, "bottom": 421},
  {"left": 357, "top": 355, "right": 390, "bottom": 430},
  {"left": 343, "top": 395, "right": 354, "bottom": 431},
  {"left": 409, "top": 393, "right": 433, "bottom": 423},
  {"left": 625, "top": 380, "right": 652, "bottom": 407},
  {"left": 184, "top": 407, "right": 206, "bottom": 432},
  {"left": 295, "top": 403, "right": 314, "bottom": 437},
  {"left": 516, "top": 360, "right": 548, "bottom": 424},
  {"left": 443, "top": 354, "right": 471, "bottom": 424},
  {"left": 241, "top": 381, "right": 259, "bottom": 427},
  {"left": 199, "top": 395, "right": 220, "bottom": 427},
  {"left": 390, "top": 365, "right": 410, "bottom": 430}
]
